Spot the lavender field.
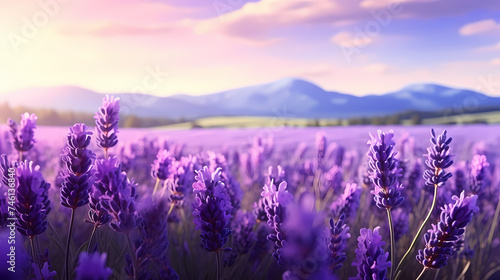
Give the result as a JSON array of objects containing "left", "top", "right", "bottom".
[{"left": 0, "top": 97, "right": 499, "bottom": 280}]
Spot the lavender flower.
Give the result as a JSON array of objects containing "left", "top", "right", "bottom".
[
  {"left": 32, "top": 262, "right": 57, "bottom": 280},
  {"left": 232, "top": 210, "right": 257, "bottom": 255},
  {"left": 85, "top": 190, "right": 112, "bottom": 228},
  {"left": 75, "top": 252, "right": 113, "bottom": 280},
  {"left": 350, "top": 227, "right": 391, "bottom": 280},
  {"left": 168, "top": 156, "right": 195, "bottom": 202},
  {"left": 328, "top": 214, "right": 350, "bottom": 272},
  {"left": 7, "top": 112, "right": 37, "bottom": 154},
  {"left": 192, "top": 166, "right": 232, "bottom": 252},
  {"left": 128, "top": 198, "right": 178, "bottom": 279},
  {"left": 252, "top": 166, "right": 287, "bottom": 223},
  {"left": 416, "top": 191, "right": 479, "bottom": 269},
  {"left": 267, "top": 165, "right": 286, "bottom": 187},
  {"left": 367, "top": 130, "right": 404, "bottom": 209},
  {"left": 423, "top": 129, "right": 453, "bottom": 188},
  {"left": 469, "top": 154, "right": 489, "bottom": 194},
  {"left": 94, "top": 157, "right": 141, "bottom": 234},
  {"left": 262, "top": 180, "right": 293, "bottom": 267},
  {"left": 207, "top": 152, "right": 243, "bottom": 215},
  {"left": 330, "top": 183, "right": 361, "bottom": 222},
  {"left": 316, "top": 132, "right": 327, "bottom": 159},
  {"left": 60, "top": 124, "right": 95, "bottom": 209},
  {"left": 15, "top": 161, "right": 50, "bottom": 238},
  {"left": 252, "top": 197, "right": 268, "bottom": 223},
  {"left": 32, "top": 249, "right": 57, "bottom": 280},
  {"left": 151, "top": 149, "right": 176, "bottom": 181},
  {"left": 94, "top": 95, "right": 120, "bottom": 151}
]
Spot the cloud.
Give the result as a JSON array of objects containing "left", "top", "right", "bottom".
[
  {"left": 475, "top": 42, "right": 500, "bottom": 52},
  {"left": 459, "top": 19, "right": 500, "bottom": 36},
  {"left": 194, "top": 0, "right": 500, "bottom": 41},
  {"left": 330, "top": 31, "right": 373, "bottom": 47},
  {"left": 491, "top": 58, "right": 500, "bottom": 66},
  {"left": 60, "top": 23, "right": 174, "bottom": 37},
  {"left": 360, "top": 0, "right": 438, "bottom": 9}
]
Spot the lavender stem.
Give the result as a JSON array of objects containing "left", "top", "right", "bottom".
[
  {"left": 87, "top": 226, "right": 98, "bottom": 253},
  {"left": 215, "top": 251, "right": 221, "bottom": 280},
  {"left": 416, "top": 267, "right": 427, "bottom": 280},
  {"left": 387, "top": 209, "right": 395, "bottom": 280},
  {"left": 65, "top": 208, "right": 76, "bottom": 280},
  {"left": 394, "top": 186, "right": 437, "bottom": 280}
]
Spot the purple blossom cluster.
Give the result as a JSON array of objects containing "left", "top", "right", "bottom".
[
  {"left": 261, "top": 180, "right": 293, "bottom": 267},
  {"left": 351, "top": 227, "right": 391, "bottom": 280},
  {"left": 94, "top": 157, "right": 141, "bottom": 234},
  {"left": 7, "top": 112, "right": 37, "bottom": 154},
  {"left": 469, "top": 154, "right": 490, "bottom": 194},
  {"left": 328, "top": 214, "right": 350, "bottom": 272},
  {"left": 191, "top": 166, "right": 233, "bottom": 252},
  {"left": 367, "top": 130, "right": 404, "bottom": 209},
  {"left": 94, "top": 95, "right": 120, "bottom": 151},
  {"left": 60, "top": 124, "right": 95, "bottom": 209},
  {"left": 15, "top": 160, "right": 51, "bottom": 238},
  {"left": 417, "top": 191, "right": 479, "bottom": 269},
  {"left": 423, "top": 129, "right": 453, "bottom": 188}
]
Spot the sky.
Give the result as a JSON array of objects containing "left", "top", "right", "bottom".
[{"left": 1, "top": 0, "right": 500, "bottom": 97}]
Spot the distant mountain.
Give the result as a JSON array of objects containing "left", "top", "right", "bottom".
[{"left": 4, "top": 78, "right": 500, "bottom": 120}]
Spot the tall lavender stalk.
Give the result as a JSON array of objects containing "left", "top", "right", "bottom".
[
  {"left": 367, "top": 130, "right": 403, "bottom": 279},
  {"left": 15, "top": 160, "right": 51, "bottom": 272},
  {"left": 192, "top": 166, "right": 232, "bottom": 280},
  {"left": 415, "top": 191, "right": 478, "bottom": 279},
  {"left": 7, "top": 112, "right": 37, "bottom": 161},
  {"left": 125, "top": 198, "right": 178, "bottom": 279},
  {"left": 328, "top": 214, "right": 350, "bottom": 272},
  {"left": 469, "top": 154, "right": 489, "bottom": 195},
  {"left": 151, "top": 149, "right": 176, "bottom": 196},
  {"left": 395, "top": 129, "right": 453, "bottom": 280},
  {"left": 60, "top": 124, "right": 95, "bottom": 280},
  {"left": 94, "top": 95, "right": 120, "bottom": 158},
  {"left": 262, "top": 180, "right": 293, "bottom": 267}
]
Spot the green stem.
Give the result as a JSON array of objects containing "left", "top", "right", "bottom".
[
  {"left": 416, "top": 268, "right": 427, "bottom": 280},
  {"left": 87, "top": 226, "right": 98, "bottom": 253},
  {"left": 487, "top": 194, "right": 500, "bottom": 244},
  {"left": 65, "top": 208, "right": 76, "bottom": 280},
  {"left": 153, "top": 178, "right": 160, "bottom": 196},
  {"left": 395, "top": 186, "right": 438, "bottom": 280},
  {"left": 319, "top": 187, "right": 335, "bottom": 211},
  {"left": 167, "top": 202, "right": 175, "bottom": 218},
  {"left": 387, "top": 209, "right": 395, "bottom": 280},
  {"left": 30, "top": 237, "right": 39, "bottom": 268},
  {"left": 215, "top": 251, "right": 221, "bottom": 280},
  {"left": 104, "top": 148, "right": 108, "bottom": 159}
]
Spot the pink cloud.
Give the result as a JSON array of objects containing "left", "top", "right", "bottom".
[
  {"left": 194, "top": 0, "right": 500, "bottom": 41},
  {"left": 459, "top": 19, "right": 500, "bottom": 36},
  {"left": 60, "top": 23, "right": 173, "bottom": 37},
  {"left": 491, "top": 58, "right": 500, "bottom": 66}
]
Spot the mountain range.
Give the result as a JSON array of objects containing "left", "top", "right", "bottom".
[{"left": 4, "top": 78, "right": 500, "bottom": 120}]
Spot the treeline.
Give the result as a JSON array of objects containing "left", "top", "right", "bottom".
[{"left": 0, "top": 103, "right": 177, "bottom": 128}]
